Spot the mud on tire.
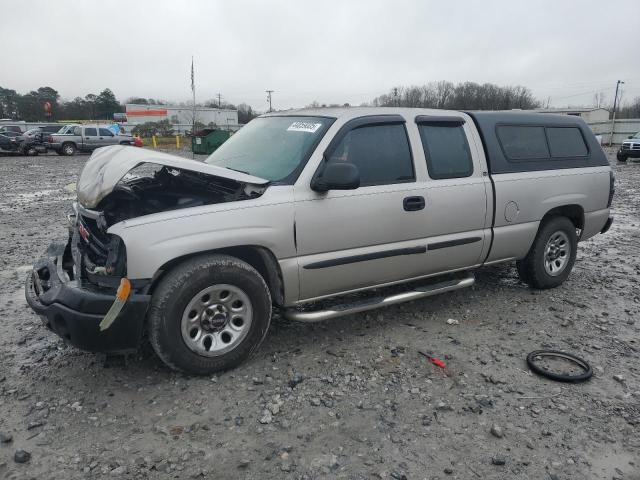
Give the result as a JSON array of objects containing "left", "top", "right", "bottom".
[
  {"left": 147, "top": 254, "right": 272, "bottom": 374},
  {"left": 516, "top": 216, "right": 578, "bottom": 289}
]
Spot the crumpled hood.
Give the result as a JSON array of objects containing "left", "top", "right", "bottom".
[{"left": 77, "top": 145, "right": 269, "bottom": 208}]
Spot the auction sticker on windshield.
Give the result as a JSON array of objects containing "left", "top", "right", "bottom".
[{"left": 287, "top": 121, "right": 322, "bottom": 133}]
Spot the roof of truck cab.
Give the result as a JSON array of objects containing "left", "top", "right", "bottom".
[{"left": 264, "top": 107, "right": 468, "bottom": 120}]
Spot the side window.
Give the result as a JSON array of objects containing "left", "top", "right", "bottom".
[
  {"left": 497, "top": 125, "right": 549, "bottom": 160},
  {"left": 84, "top": 128, "right": 97, "bottom": 136},
  {"left": 99, "top": 128, "right": 113, "bottom": 136},
  {"left": 72, "top": 126, "right": 82, "bottom": 135},
  {"left": 326, "top": 123, "right": 414, "bottom": 187},
  {"left": 546, "top": 127, "right": 588, "bottom": 157},
  {"left": 418, "top": 124, "right": 473, "bottom": 179}
]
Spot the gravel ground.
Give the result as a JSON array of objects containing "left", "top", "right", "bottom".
[{"left": 0, "top": 149, "right": 638, "bottom": 480}]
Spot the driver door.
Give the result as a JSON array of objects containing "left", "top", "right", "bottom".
[{"left": 294, "top": 116, "right": 427, "bottom": 301}]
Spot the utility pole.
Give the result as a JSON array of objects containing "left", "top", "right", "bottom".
[
  {"left": 609, "top": 80, "right": 624, "bottom": 145},
  {"left": 266, "top": 90, "right": 274, "bottom": 112},
  {"left": 217, "top": 93, "right": 222, "bottom": 108}
]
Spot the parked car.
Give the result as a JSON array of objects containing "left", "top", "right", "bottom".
[
  {"left": 45, "top": 124, "right": 136, "bottom": 155},
  {"left": 617, "top": 131, "right": 640, "bottom": 161},
  {"left": 0, "top": 133, "right": 20, "bottom": 154},
  {"left": 16, "top": 129, "right": 48, "bottom": 156},
  {"left": 26, "top": 108, "right": 613, "bottom": 374},
  {"left": 0, "top": 125, "right": 25, "bottom": 137}
]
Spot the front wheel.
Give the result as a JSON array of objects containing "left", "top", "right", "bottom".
[
  {"left": 617, "top": 152, "right": 627, "bottom": 162},
  {"left": 62, "top": 143, "right": 76, "bottom": 156},
  {"left": 148, "top": 254, "right": 272, "bottom": 374},
  {"left": 516, "top": 216, "right": 577, "bottom": 289}
]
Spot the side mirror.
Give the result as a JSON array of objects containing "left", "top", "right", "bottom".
[
  {"left": 629, "top": 135, "right": 634, "bottom": 139},
  {"left": 312, "top": 162, "right": 360, "bottom": 192}
]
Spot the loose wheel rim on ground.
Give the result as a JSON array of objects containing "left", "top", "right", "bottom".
[
  {"left": 544, "top": 230, "right": 570, "bottom": 276},
  {"left": 180, "top": 284, "right": 253, "bottom": 357},
  {"left": 526, "top": 350, "right": 593, "bottom": 383}
]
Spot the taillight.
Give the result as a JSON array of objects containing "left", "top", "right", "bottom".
[
  {"left": 607, "top": 171, "right": 615, "bottom": 208},
  {"left": 47, "top": 135, "right": 53, "bottom": 142}
]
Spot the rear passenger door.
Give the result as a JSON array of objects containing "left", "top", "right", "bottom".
[
  {"left": 294, "top": 116, "right": 428, "bottom": 301},
  {"left": 412, "top": 116, "right": 491, "bottom": 275}
]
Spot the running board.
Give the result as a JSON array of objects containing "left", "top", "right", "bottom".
[{"left": 284, "top": 273, "right": 475, "bottom": 323}]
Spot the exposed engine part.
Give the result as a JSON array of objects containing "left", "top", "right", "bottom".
[
  {"left": 74, "top": 164, "right": 266, "bottom": 286},
  {"left": 97, "top": 165, "right": 265, "bottom": 228}
]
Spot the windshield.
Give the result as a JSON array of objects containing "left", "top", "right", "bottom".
[
  {"left": 633, "top": 131, "right": 640, "bottom": 139},
  {"left": 205, "top": 116, "right": 333, "bottom": 182},
  {"left": 58, "top": 125, "right": 79, "bottom": 134}
]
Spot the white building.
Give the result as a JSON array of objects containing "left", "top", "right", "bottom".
[
  {"left": 534, "top": 108, "right": 610, "bottom": 123},
  {"left": 124, "top": 104, "right": 239, "bottom": 133}
]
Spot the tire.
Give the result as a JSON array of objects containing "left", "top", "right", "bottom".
[
  {"left": 62, "top": 142, "right": 76, "bottom": 156},
  {"left": 23, "top": 146, "right": 37, "bottom": 156},
  {"left": 516, "top": 216, "right": 577, "bottom": 289},
  {"left": 148, "top": 254, "right": 272, "bottom": 374},
  {"left": 616, "top": 152, "right": 627, "bottom": 162},
  {"left": 119, "top": 141, "right": 131, "bottom": 146},
  {"left": 526, "top": 350, "right": 593, "bottom": 383}
]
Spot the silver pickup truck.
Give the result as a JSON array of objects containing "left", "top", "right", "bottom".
[
  {"left": 46, "top": 124, "right": 134, "bottom": 156},
  {"left": 26, "top": 108, "right": 614, "bottom": 374}
]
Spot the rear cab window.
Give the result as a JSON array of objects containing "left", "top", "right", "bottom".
[
  {"left": 325, "top": 122, "right": 414, "bottom": 187},
  {"left": 416, "top": 117, "right": 473, "bottom": 179},
  {"left": 84, "top": 128, "right": 97, "bottom": 136}
]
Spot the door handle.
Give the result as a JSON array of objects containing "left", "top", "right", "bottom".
[{"left": 403, "top": 196, "right": 425, "bottom": 211}]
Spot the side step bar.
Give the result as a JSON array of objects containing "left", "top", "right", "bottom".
[{"left": 284, "top": 273, "right": 475, "bottom": 323}]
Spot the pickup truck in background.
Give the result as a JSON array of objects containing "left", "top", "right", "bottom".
[
  {"left": 26, "top": 108, "right": 614, "bottom": 374},
  {"left": 46, "top": 124, "right": 135, "bottom": 155},
  {"left": 617, "top": 131, "right": 640, "bottom": 161}
]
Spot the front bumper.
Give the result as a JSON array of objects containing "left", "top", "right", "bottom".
[
  {"left": 25, "top": 241, "right": 150, "bottom": 354},
  {"left": 619, "top": 146, "right": 640, "bottom": 158}
]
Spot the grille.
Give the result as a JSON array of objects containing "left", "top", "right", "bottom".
[
  {"left": 622, "top": 143, "right": 640, "bottom": 151},
  {"left": 77, "top": 215, "right": 110, "bottom": 265}
]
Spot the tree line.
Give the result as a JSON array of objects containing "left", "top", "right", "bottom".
[
  {"left": 0, "top": 86, "right": 121, "bottom": 121},
  {"left": 3, "top": 82, "right": 639, "bottom": 123},
  {"left": 370, "top": 81, "right": 540, "bottom": 110}
]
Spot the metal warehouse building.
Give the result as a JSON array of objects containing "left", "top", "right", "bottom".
[
  {"left": 533, "top": 107, "right": 610, "bottom": 123},
  {"left": 125, "top": 104, "right": 240, "bottom": 133}
]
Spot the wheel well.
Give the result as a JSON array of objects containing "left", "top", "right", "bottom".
[
  {"left": 541, "top": 205, "right": 584, "bottom": 233},
  {"left": 62, "top": 141, "right": 76, "bottom": 148},
  {"left": 148, "top": 246, "right": 285, "bottom": 306}
]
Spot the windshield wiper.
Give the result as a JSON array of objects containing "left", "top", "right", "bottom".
[{"left": 224, "top": 167, "right": 252, "bottom": 175}]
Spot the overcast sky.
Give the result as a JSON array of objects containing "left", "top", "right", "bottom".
[{"left": 1, "top": 0, "right": 639, "bottom": 111}]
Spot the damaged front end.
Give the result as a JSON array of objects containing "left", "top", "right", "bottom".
[{"left": 26, "top": 146, "right": 269, "bottom": 353}]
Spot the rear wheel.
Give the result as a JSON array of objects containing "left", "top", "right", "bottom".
[
  {"left": 62, "top": 142, "right": 76, "bottom": 156},
  {"left": 516, "top": 216, "right": 577, "bottom": 289},
  {"left": 148, "top": 254, "right": 272, "bottom": 374}
]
